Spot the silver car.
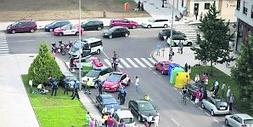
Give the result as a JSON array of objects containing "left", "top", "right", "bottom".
[
  {"left": 225, "top": 114, "right": 253, "bottom": 127},
  {"left": 201, "top": 96, "right": 230, "bottom": 116}
]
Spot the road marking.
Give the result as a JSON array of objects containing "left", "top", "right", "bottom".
[
  {"left": 126, "top": 58, "right": 139, "bottom": 68},
  {"left": 15, "top": 39, "right": 36, "bottom": 42},
  {"left": 148, "top": 58, "right": 157, "bottom": 64},
  {"left": 102, "top": 50, "right": 110, "bottom": 59},
  {"left": 104, "top": 59, "right": 112, "bottom": 67},
  {"left": 205, "top": 112, "right": 211, "bottom": 116},
  {"left": 213, "top": 118, "right": 219, "bottom": 123},
  {"left": 171, "top": 118, "right": 180, "bottom": 126},
  {"left": 133, "top": 58, "right": 146, "bottom": 68},
  {"left": 141, "top": 58, "right": 153, "bottom": 67},
  {"left": 119, "top": 58, "right": 131, "bottom": 68}
]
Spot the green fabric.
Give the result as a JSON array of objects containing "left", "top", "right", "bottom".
[
  {"left": 170, "top": 67, "right": 184, "bottom": 85},
  {"left": 81, "top": 63, "right": 93, "bottom": 75}
]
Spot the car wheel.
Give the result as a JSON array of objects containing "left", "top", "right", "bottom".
[
  {"left": 187, "top": 42, "right": 193, "bottom": 46},
  {"left": 147, "top": 25, "right": 151, "bottom": 29},
  {"left": 210, "top": 110, "right": 215, "bottom": 116},
  {"left": 11, "top": 30, "right": 16, "bottom": 34},
  {"left": 132, "top": 25, "right": 137, "bottom": 29},
  {"left": 225, "top": 119, "right": 229, "bottom": 125},
  {"left": 59, "top": 32, "right": 63, "bottom": 36},
  {"left": 125, "top": 33, "right": 129, "bottom": 37},
  {"left": 163, "top": 24, "right": 168, "bottom": 28},
  {"left": 201, "top": 103, "right": 205, "bottom": 109},
  {"left": 49, "top": 29, "right": 53, "bottom": 32},
  {"left": 137, "top": 115, "right": 142, "bottom": 122},
  {"left": 30, "top": 29, "right": 35, "bottom": 33},
  {"left": 109, "top": 35, "right": 113, "bottom": 39},
  {"left": 96, "top": 49, "right": 101, "bottom": 54},
  {"left": 97, "top": 27, "right": 102, "bottom": 30},
  {"left": 75, "top": 32, "right": 79, "bottom": 36}
]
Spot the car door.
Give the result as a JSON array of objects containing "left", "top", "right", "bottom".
[
  {"left": 152, "top": 20, "right": 159, "bottom": 27},
  {"left": 96, "top": 96, "right": 103, "bottom": 110},
  {"left": 112, "top": 28, "right": 120, "bottom": 37},
  {"left": 16, "top": 22, "right": 26, "bottom": 32},
  {"left": 205, "top": 97, "right": 214, "bottom": 111},
  {"left": 130, "top": 101, "right": 139, "bottom": 116},
  {"left": 84, "top": 21, "right": 93, "bottom": 30}
]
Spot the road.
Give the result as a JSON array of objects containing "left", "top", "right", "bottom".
[{"left": 6, "top": 28, "right": 225, "bottom": 127}]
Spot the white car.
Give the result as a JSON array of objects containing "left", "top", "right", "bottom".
[
  {"left": 54, "top": 24, "right": 84, "bottom": 36},
  {"left": 141, "top": 19, "right": 170, "bottom": 28},
  {"left": 113, "top": 110, "right": 136, "bottom": 127},
  {"left": 166, "top": 36, "right": 193, "bottom": 46},
  {"left": 225, "top": 114, "right": 253, "bottom": 127}
]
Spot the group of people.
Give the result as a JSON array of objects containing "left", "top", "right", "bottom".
[{"left": 137, "top": 1, "right": 144, "bottom": 11}]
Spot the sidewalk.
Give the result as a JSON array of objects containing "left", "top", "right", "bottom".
[
  {"left": 0, "top": 54, "right": 39, "bottom": 127},
  {"left": 151, "top": 47, "right": 235, "bottom": 76}
]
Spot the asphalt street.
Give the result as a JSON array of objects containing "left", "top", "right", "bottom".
[{"left": 6, "top": 28, "right": 226, "bottom": 127}]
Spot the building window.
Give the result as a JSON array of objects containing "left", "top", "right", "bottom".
[
  {"left": 204, "top": 3, "right": 210, "bottom": 9},
  {"left": 236, "top": 0, "right": 241, "bottom": 10},
  {"left": 251, "top": 5, "right": 253, "bottom": 18},
  {"left": 243, "top": 1, "right": 248, "bottom": 15}
]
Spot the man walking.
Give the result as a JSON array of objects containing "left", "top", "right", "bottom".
[
  {"left": 96, "top": 79, "right": 103, "bottom": 95},
  {"left": 221, "top": 82, "right": 226, "bottom": 98},
  {"left": 135, "top": 76, "right": 140, "bottom": 93},
  {"left": 72, "top": 81, "right": 80, "bottom": 100},
  {"left": 228, "top": 94, "right": 235, "bottom": 111},
  {"left": 51, "top": 78, "right": 58, "bottom": 96},
  {"left": 226, "top": 86, "right": 231, "bottom": 102}
]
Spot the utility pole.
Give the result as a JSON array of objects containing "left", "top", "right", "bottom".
[{"left": 78, "top": 0, "right": 82, "bottom": 90}]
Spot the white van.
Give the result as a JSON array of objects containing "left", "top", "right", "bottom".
[
  {"left": 69, "top": 37, "right": 103, "bottom": 58},
  {"left": 166, "top": 35, "right": 193, "bottom": 47},
  {"left": 113, "top": 110, "right": 136, "bottom": 127}
]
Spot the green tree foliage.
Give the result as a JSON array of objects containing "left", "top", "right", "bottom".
[
  {"left": 231, "top": 36, "right": 253, "bottom": 111},
  {"left": 28, "top": 43, "right": 63, "bottom": 84},
  {"left": 192, "top": 2, "right": 234, "bottom": 67}
]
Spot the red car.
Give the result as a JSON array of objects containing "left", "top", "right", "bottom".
[
  {"left": 110, "top": 19, "right": 138, "bottom": 29},
  {"left": 6, "top": 19, "right": 37, "bottom": 34},
  {"left": 154, "top": 61, "right": 171, "bottom": 74},
  {"left": 103, "top": 72, "right": 131, "bottom": 92},
  {"left": 53, "top": 24, "right": 84, "bottom": 36},
  {"left": 89, "top": 56, "right": 103, "bottom": 69}
]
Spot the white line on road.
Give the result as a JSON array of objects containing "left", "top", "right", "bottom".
[
  {"left": 148, "top": 58, "right": 157, "bottom": 64},
  {"left": 205, "top": 112, "right": 211, "bottom": 116},
  {"left": 171, "top": 118, "right": 180, "bottom": 126},
  {"left": 104, "top": 59, "right": 112, "bottom": 67},
  {"left": 126, "top": 58, "right": 139, "bottom": 68},
  {"left": 213, "top": 118, "right": 219, "bottom": 123},
  {"left": 102, "top": 50, "right": 110, "bottom": 59},
  {"left": 140, "top": 58, "right": 153, "bottom": 67},
  {"left": 15, "top": 39, "right": 36, "bottom": 42},
  {"left": 119, "top": 58, "right": 131, "bottom": 68},
  {"left": 134, "top": 58, "right": 146, "bottom": 68}
]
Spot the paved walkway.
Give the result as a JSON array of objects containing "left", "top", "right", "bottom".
[
  {"left": 151, "top": 47, "right": 235, "bottom": 76},
  {"left": 0, "top": 54, "right": 39, "bottom": 127}
]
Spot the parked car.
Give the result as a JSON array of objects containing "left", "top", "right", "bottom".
[
  {"left": 113, "top": 110, "right": 136, "bottom": 127},
  {"left": 158, "top": 29, "right": 186, "bottom": 40},
  {"left": 128, "top": 99, "right": 158, "bottom": 122},
  {"left": 96, "top": 94, "right": 120, "bottom": 113},
  {"left": 82, "top": 67, "right": 113, "bottom": 88},
  {"left": 141, "top": 18, "right": 170, "bottom": 28},
  {"left": 89, "top": 56, "right": 104, "bottom": 68},
  {"left": 103, "top": 72, "right": 131, "bottom": 92},
  {"left": 167, "top": 36, "right": 193, "bottom": 46},
  {"left": 110, "top": 19, "right": 138, "bottom": 29},
  {"left": 44, "top": 20, "right": 70, "bottom": 32},
  {"left": 6, "top": 19, "right": 37, "bottom": 34},
  {"left": 201, "top": 96, "right": 230, "bottom": 116},
  {"left": 225, "top": 114, "right": 253, "bottom": 127},
  {"left": 53, "top": 24, "right": 83, "bottom": 36},
  {"left": 81, "top": 20, "right": 104, "bottom": 31},
  {"left": 186, "top": 82, "right": 205, "bottom": 100},
  {"left": 103, "top": 26, "right": 130, "bottom": 39},
  {"left": 154, "top": 60, "right": 171, "bottom": 74}
]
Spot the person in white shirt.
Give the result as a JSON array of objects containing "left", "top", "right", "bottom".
[
  {"left": 135, "top": 76, "right": 140, "bottom": 93},
  {"left": 221, "top": 82, "right": 226, "bottom": 98},
  {"left": 109, "top": 105, "right": 115, "bottom": 116},
  {"left": 154, "top": 113, "right": 160, "bottom": 127}
]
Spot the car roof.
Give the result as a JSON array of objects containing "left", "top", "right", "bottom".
[
  {"left": 19, "top": 19, "right": 35, "bottom": 22},
  {"left": 82, "top": 37, "right": 102, "bottom": 44},
  {"left": 111, "top": 71, "right": 124, "bottom": 75},
  {"left": 115, "top": 110, "right": 133, "bottom": 118},
  {"left": 111, "top": 26, "right": 126, "bottom": 29},
  {"left": 100, "top": 94, "right": 114, "bottom": 99},
  {"left": 235, "top": 114, "right": 253, "bottom": 119}
]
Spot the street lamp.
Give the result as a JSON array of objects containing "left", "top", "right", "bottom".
[{"left": 78, "top": 0, "right": 82, "bottom": 89}]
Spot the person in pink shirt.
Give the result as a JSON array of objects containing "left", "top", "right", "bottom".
[
  {"left": 89, "top": 118, "right": 95, "bottom": 127},
  {"left": 107, "top": 116, "right": 114, "bottom": 127}
]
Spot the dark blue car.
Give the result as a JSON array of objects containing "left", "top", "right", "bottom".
[
  {"left": 44, "top": 20, "right": 70, "bottom": 32},
  {"left": 96, "top": 94, "right": 120, "bottom": 114}
]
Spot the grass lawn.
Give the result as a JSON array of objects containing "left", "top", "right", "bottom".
[{"left": 22, "top": 75, "right": 86, "bottom": 127}]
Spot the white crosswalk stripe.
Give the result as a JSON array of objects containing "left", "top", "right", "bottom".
[
  {"left": 119, "top": 58, "right": 131, "bottom": 68},
  {"left": 140, "top": 58, "right": 153, "bottom": 67},
  {"left": 126, "top": 58, "right": 139, "bottom": 68},
  {"left": 147, "top": 58, "right": 157, "bottom": 64},
  {"left": 0, "top": 32, "right": 9, "bottom": 55},
  {"left": 133, "top": 58, "right": 147, "bottom": 68}
]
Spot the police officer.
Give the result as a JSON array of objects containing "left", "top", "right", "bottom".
[{"left": 72, "top": 81, "right": 80, "bottom": 100}]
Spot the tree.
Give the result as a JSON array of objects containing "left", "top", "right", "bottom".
[
  {"left": 192, "top": 2, "right": 234, "bottom": 69},
  {"left": 28, "top": 43, "right": 63, "bottom": 85},
  {"left": 231, "top": 35, "right": 253, "bottom": 110}
]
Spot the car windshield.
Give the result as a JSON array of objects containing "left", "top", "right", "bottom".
[
  {"left": 148, "top": 19, "right": 154, "bottom": 22},
  {"left": 71, "top": 43, "right": 82, "bottom": 52},
  {"left": 138, "top": 102, "right": 155, "bottom": 111},
  {"left": 50, "top": 21, "right": 58, "bottom": 25},
  {"left": 66, "top": 76, "right": 76, "bottom": 81},
  {"left": 121, "top": 118, "right": 134, "bottom": 124},
  {"left": 103, "top": 97, "right": 117, "bottom": 105},
  {"left": 86, "top": 70, "right": 100, "bottom": 77},
  {"left": 245, "top": 119, "right": 253, "bottom": 124},
  {"left": 109, "top": 27, "right": 118, "bottom": 32},
  {"left": 107, "top": 73, "right": 121, "bottom": 82}
]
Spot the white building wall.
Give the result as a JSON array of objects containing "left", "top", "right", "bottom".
[{"left": 235, "top": 0, "right": 253, "bottom": 26}]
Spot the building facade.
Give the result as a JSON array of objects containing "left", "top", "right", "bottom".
[{"left": 234, "top": 0, "right": 253, "bottom": 51}]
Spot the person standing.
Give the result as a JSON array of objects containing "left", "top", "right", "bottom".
[
  {"left": 72, "top": 81, "right": 80, "bottom": 100},
  {"left": 228, "top": 94, "right": 235, "bottom": 111},
  {"left": 221, "top": 82, "right": 226, "bottom": 98},
  {"left": 96, "top": 79, "right": 103, "bottom": 95},
  {"left": 107, "top": 116, "right": 114, "bottom": 127},
  {"left": 184, "top": 63, "right": 188, "bottom": 72},
  {"left": 118, "top": 119, "right": 126, "bottom": 127},
  {"left": 89, "top": 118, "right": 95, "bottom": 127},
  {"left": 137, "top": 0, "right": 141, "bottom": 10},
  {"left": 121, "top": 89, "right": 127, "bottom": 105},
  {"left": 135, "top": 76, "right": 140, "bottom": 93},
  {"left": 169, "top": 48, "right": 174, "bottom": 61},
  {"left": 86, "top": 78, "right": 92, "bottom": 94},
  {"left": 109, "top": 105, "right": 115, "bottom": 116},
  {"left": 154, "top": 113, "right": 160, "bottom": 127},
  {"left": 226, "top": 86, "right": 231, "bottom": 102},
  {"left": 51, "top": 79, "right": 58, "bottom": 96},
  {"left": 140, "top": 2, "right": 144, "bottom": 11},
  {"left": 86, "top": 112, "right": 91, "bottom": 127}
]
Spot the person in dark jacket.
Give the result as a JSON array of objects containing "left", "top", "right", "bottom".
[
  {"left": 96, "top": 79, "right": 103, "bottom": 95},
  {"left": 50, "top": 78, "right": 58, "bottom": 96},
  {"left": 72, "top": 81, "right": 80, "bottom": 100}
]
